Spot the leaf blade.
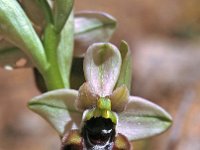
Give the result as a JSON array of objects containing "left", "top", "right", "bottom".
[
  {"left": 57, "top": 12, "right": 74, "bottom": 88},
  {"left": 54, "top": 0, "right": 74, "bottom": 33},
  {"left": 0, "top": 0, "right": 48, "bottom": 73}
]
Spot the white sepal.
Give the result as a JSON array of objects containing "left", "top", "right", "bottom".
[
  {"left": 28, "top": 89, "right": 82, "bottom": 136},
  {"left": 117, "top": 96, "right": 172, "bottom": 141}
]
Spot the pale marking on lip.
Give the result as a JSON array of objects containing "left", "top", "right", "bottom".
[
  {"left": 86, "top": 130, "right": 111, "bottom": 148},
  {"left": 102, "top": 129, "right": 112, "bottom": 134}
]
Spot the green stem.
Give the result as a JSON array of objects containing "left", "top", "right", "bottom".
[
  {"left": 35, "top": 0, "right": 64, "bottom": 90},
  {"left": 38, "top": 9, "right": 74, "bottom": 91},
  {"left": 43, "top": 24, "right": 65, "bottom": 90}
]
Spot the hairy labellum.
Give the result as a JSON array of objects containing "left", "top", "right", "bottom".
[
  {"left": 82, "top": 117, "right": 116, "bottom": 150},
  {"left": 61, "top": 129, "right": 131, "bottom": 150}
]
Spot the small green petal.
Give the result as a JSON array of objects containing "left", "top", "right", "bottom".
[
  {"left": 115, "top": 41, "right": 132, "bottom": 90},
  {"left": 97, "top": 97, "right": 111, "bottom": 111},
  {"left": 74, "top": 11, "right": 117, "bottom": 57},
  {"left": 117, "top": 96, "right": 172, "bottom": 141},
  {"left": 28, "top": 89, "right": 82, "bottom": 136},
  {"left": 110, "top": 85, "right": 129, "bottom": 112},
  {"left": 84, "top": 42, "right": 122, "bottom": 97}
]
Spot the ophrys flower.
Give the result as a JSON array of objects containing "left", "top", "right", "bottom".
[{"left": 29, "top": 42, "right": 172, "bottom": 150}]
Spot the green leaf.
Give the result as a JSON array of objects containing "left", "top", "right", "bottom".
[
  {"left": 57, "top": 12, "right": 74, "bottom": 88},
  {"left": 0, "top": 0, "right": 48, "bottom": 74},
  {"left": 118, "top": 96, "right": 172, "bottom": 141},
  {"left": 115, "top": 41, "right": 132, "bottom": 90},
  {"left": 36, "top": 0, "right": 53, "bottom": 23},
  {"left": 74, "top": 11, "right": 117, "bottom": 57},
  {"left": 84, "top": 43, "right": 122, "bottom": 97},
  {"left": 53, "top": 0, "right": 74, "bottom": 33},
  {"left": 28, "top": 89, "right": 82, "bottom": 136}
]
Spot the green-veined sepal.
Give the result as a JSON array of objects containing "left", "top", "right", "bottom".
[
  {"left": 28, "top": 89, "right": 82, "bottom": 136},
  {"left": 117, "top": 96, "right": 172, "bottom": 141}
]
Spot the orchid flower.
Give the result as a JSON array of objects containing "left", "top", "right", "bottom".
[{"left": 28, "top": 42, "right": 172, "bottom": 150}]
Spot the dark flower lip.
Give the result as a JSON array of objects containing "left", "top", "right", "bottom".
[
  {"left": 82, "top": 117, "right": 116, "bottom": 149},
  {"left": 85, "top": 128, "right": 112, "bottom": 146},
  {"left": 61, "top": 129, "right": 132, "bottom": 150},
  {"left": 62, "top": 144, "right": 83, "bottom": 150}
]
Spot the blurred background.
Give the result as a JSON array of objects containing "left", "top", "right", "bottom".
[{"left": 1, "top": 0, "right": 200, "bottom": 149}]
